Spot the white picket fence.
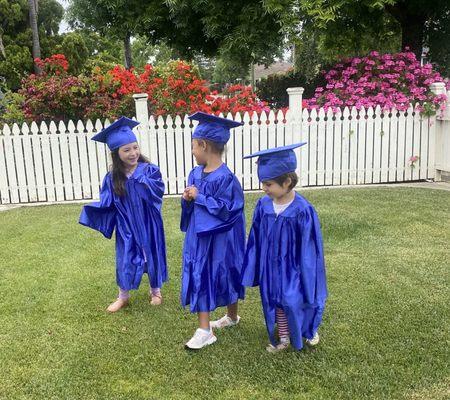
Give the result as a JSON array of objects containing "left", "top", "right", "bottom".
[{"left": 0, "top": 104, "right": 438, "bottom": 205}]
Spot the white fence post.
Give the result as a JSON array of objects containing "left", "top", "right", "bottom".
[
  {"left": 430, "top": 82, "right": 450, "bottom": 181},
  {"left": 287, "top": 87, "right": 304, "bottom": 125},
  {"left": 133, "top": 93, "right": 152, "bottom": 159},
  {"left": 133, "top": 93, "right": 149, "bottom": 123},
  {"left": 286, "top": 87, "right": 305, "bottom": 186}
]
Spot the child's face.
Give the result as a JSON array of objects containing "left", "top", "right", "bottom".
[
  {"left": 262, "top": 179, "right": 291, "bottom": 200},
  {"left": 191, "top": 139, "right": 208, "bottom": 165},
  {"left": 118, "top": 142, "right": 140, "bottom": 169}
]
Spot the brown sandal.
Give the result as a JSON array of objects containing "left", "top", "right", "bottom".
[
  {"left": 150, "top": 293, "right": 162, "bottom": 306},
  {"left": 106, "top": 298, "right": 129, "bottom": 313}
]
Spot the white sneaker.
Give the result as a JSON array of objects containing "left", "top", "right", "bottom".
[
  {"left": 266, "top": 337, "right": 290, "bottom": 353},
  {"left": 210, "top": 315, "right": 241, "bottom": 329},
  {"left": 305, "top": 332, "right": 320, "bottom": 346},
  {"left": 185, "top": 329, "right": 217, "bottom": 350}
]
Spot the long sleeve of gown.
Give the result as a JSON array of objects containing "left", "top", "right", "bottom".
[
  {"left": 180, "top": 171, "right": 194, "bottom": 232},
  {"left": 241, "top": 199, "right": 262, "bottom": 287},
  {"left": 193, "top": 175, "right": 244, "bottom": 236},
  {"left": 135, "top": 164, "right": 165, "bottom": 211},
  {"left": 296, "top": 206, "right": 328, "bottom": 305},
  {"left": 79, "top": 174, "right": 117, "bottom": 239}
]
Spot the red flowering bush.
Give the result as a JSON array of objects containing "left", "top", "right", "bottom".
[
  {"left": 104, "top": 61, "right": 268, "bottom": 117},
  {"left": 141, "top": 61, "right": 211, "bottom": 116},
  {"left": 35, "top": 54, "right": 69, "bottom": 75},
  {"left": 209, "top": 84, "right": 270, "bottom": 116},
  {"left": 20, "top": 55, "right": 90, "bottom": 122},
  {"left": 306, "top": 49, "right": 449, "bottom": 115},
  {"left": 83, "top": 66, "right": 136, "bottom": 121},
  {"left": 18, "top": 55, "right": 269, "bottom": 122}
]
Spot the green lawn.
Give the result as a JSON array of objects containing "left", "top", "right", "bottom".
[{"left": 0, "top": 187, "right": 449, "bottom": 400}]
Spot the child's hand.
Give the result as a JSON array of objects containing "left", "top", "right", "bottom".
[
  {"left": 188, "top": 186, "right": 198, "bottom": 200},
  {"left": 182, "top": 187, "right": 192, "bottom": 201}
]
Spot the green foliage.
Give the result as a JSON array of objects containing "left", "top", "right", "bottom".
[
  {"left": 312, "top": 12, "right": 401, "bottom": 62},
  {"left": 0, "top": 43, "right": 33, "bottom": 90},
  {"left": 256, "top": 69, "right": 326, "bottom": 108},
  {"left": 0, "top": 0, "right": 31, "bottom": 89},
  {"left": 0, "top": 88, "right": 26, "bottom": 126},
  {"left": 67, "top": 0, "right": 171, "bottom": 43},
  {"left": 427, "top": 11, "right": 450, "bottom": 77},
  {"left": 70, "top": 30, "right": 124, "bottom": 74},
  {"left": 55, "top": 32, "right": 90, "bottom": 75},
  {"left": 131, "top": 37, "right": 175, "bottom": 70},
  {"left": 38, "top": 0, "right": 64, "bottom": 36},
  {"left": 291, "top": 29, "right": 323, "bottom": 82},
  {"left": 0, "top": 0, "right": 64, "bottom": 90},
  {"left": 212, "top": 58, "right": 249, "bottom": 86},
  {"left": 207, "top": 2, "right": 284, "bottom": 68},
  {"left": 68, "top": 0, "right": 285, "bottom": 76}
]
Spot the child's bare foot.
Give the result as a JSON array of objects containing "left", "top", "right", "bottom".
[
  {"left": 150, "top": 293, "right": 162, "bottom": 306},
  {"left": 106, "top": 298, "right": 129, "bottom": 313}
]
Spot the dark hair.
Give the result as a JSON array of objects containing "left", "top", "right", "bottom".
[
  {"left": 271, "top": 171, "right": 298, "bottom": 190},
  {"left": 110, "top": 150, "right": 150, "bottom": 197},
  {"left": 196, "top": 139, "right": 225, "bottom": 155}
]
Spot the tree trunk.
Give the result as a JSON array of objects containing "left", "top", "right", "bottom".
[
  {"left": 400, "top": 16, "right": 426, "bottom": 60},
  {"left": 386, "top": 4, "right": 426, "bottom": 60},
  {"left": 28, "top": 0, "right": 41, "bottom": 74},
  {"left": 250, "top": 63, "right": 255, "bottom": 90},
  {"left": 0, "top": 32, "right": 6, "bottom": 60},
  {"left": 292, "top": 43, "right": 296, "bottom": 73},
  {"left": 124, "top": 32, "right": 132, "bottom": 69}
]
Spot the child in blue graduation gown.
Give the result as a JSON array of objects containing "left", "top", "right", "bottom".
[
  {"left": 181, "top": 112, "right": 246, "bottom": 350},
  {"left": 79, "top": 117, "right": 168, "bottom": 312},
  {"left": 242, "top": 143, "right": 328, "bottom": 352}
]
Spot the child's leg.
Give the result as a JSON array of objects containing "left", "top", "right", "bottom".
[
  {"left": 266, "top": 308, "right": 290, "bottom": 352},
  {"left": 149, "top": 287, "right": 162, "bottom": 305},
  {"left": 226, "top": 302, "right": 238, "bottom": 320},
  {"left": 276, "top": 307, "right": 290, "bottom": 342},
  {"left": 198, "top": 312, "right": 210, "bottom": 330}
]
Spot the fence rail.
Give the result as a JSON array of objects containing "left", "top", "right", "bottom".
[{"left": 0, "top": 103, "right": 437, "bottom": 205}]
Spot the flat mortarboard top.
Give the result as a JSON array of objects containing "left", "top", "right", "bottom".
[
  {"left": 243, "top": 142, "right": 307, "bottom": 181},
  {"left": 188, "top": 111, "right": 243, "bottom": 144},
  {"left": 91, "top": 116, "right": 139, "bottom": 151}
]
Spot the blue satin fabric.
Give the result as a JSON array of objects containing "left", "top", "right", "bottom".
[
  {"left": 79, "top": 162, "right": 168, "bottom": 291},
  {"left": 180, "top": 164, "right": 246, "bottom": 312},
  {"left": 242, "top": 193, "right": 327, "bottom": 349}
]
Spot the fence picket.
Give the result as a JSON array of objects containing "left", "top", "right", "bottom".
[{"left": 0, "top": 105, "right": 440, "bottom": 204}]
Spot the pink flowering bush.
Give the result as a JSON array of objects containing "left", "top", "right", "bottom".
[{"left": 306, "top": 50, "right": 449, "bottom": 115}]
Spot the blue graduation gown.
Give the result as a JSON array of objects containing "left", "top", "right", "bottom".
[
  {"left": 242, "top": 193, "right": 327, "bottom": 350},
  {"left": 79, "top": 162, "right": 168, "bottom": 290},
  {"left": 180, "top": 164, "right": 246, "bottom": 313}
]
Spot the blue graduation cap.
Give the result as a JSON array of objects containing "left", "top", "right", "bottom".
[
  {"left": 91, "top": 116, "right": 139, "bottom": 151},
  {"left": 188, "top": 112, "right": 243, "bottom": 144},
  {"left": 243, "top": 142, "right": 307, "bottom": 181}
]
